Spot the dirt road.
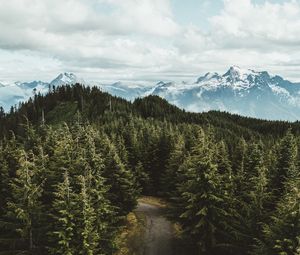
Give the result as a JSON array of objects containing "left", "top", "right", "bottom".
[{"left": 134, "top": 201, "right": 175, "bottom": 255}]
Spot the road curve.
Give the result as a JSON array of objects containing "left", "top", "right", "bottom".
[{"left": 135, "top": 202, "right": 175, "bottom": 255}]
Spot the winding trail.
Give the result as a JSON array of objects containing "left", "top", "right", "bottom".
[{"left": 134, "top": 201, "right": 175, "bottom": 255}]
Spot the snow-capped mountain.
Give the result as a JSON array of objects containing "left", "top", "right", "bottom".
[
  {"left": 97, "top": 81, "right": 152, "bottom": 101},
  {"left": 1, "top": 67, "right": 300, "bottom": 121},
  {"left": 50, "top": 72, "right": 84, "bottom": 87},
  {"left": 0, "top": 73, "right": 82, "bottom": 110},
  {"left": 148, "top": 66, "right": 300, "bottom": 120}
]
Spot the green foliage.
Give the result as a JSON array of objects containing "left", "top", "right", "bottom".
[
  {"left": 1, "top": 83, "right": 300, "bottom": 255},
  {"left": 174, "top": 129, "right": 230, "bottom": 253},
  {"left": 76, "top": 174, "right": 99, "bottom": 255},
  {"left": 272, "top": 130, "right": 298, "bottom": 197},
  {"left": 254, "top": 179, "right": 300, "bottom": 255},
  {"left": 6, "top": 149, "right": 44, "bottom": 251},
  {"left": 50, "top": 171, "right": 75, "bottom": 255}
]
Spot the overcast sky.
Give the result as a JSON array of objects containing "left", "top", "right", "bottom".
[{"left": 0, "top": 0, "right": 300, "bottom": 83}]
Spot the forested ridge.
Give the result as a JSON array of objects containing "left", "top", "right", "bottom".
[{"left": 0, "top": 84, "right": 300, "bottom": 255}]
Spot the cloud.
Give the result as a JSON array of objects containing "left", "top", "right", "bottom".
[
  {"left": 100, "top": 0, "right": 180, "bottom": 36},
  {"left": 0, "top": 0, "right": 181, "bottom": 79},
  {"left": 211, "top": 0, "right": 300, "bottom": 49},
  {"left": 0, "top": 0, "right": 300, "bottom": 82}
]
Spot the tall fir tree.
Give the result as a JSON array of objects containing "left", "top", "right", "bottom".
[
  {"left": 161, "top": 134, "right": 186, "bottom": 198},
  {"left": 50, "top": 171, "right": 75, "bottom": 255},
  {"left": 76, "top": 174, "right": 99, "bottom": 255},
  {"left": 101, "top": 137, "right": 137, "bottom": 215},
  {"left": 254, "top": 178, "right": 300, "bottom": 255},
  {"left": 175, "top": 129, "right": 229, "bottom": 254},
  {"left": 233, "top": 143, "right": 271, "bottom": 254},
  {"left": 272, "top": 130, "right": 298, "bottom": 198},
  {"left": 6, "top": 150, "right": 44, "bottom": 251}
]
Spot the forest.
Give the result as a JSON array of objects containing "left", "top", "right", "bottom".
[{"left": 0, "top": 83, "right": 300, "bottom": 255}]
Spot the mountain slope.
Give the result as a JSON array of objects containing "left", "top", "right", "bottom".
[
  {"left": 150, "top": 66, "right": 300, "bottom": 121},
  {"left": 1, "top": 67, "right": 300, "bottom": 120},
  {"left": 0, "top": 73, "right": 81, "bottom": 110}
]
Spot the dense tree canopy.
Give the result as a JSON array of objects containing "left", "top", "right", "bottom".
[{"left": 0, "top": 84, "right": 300, "bottom": 254}]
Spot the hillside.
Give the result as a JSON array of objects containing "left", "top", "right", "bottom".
[
  {"left": 0, "top": 84, "right": 300, "bottom": 255},
  {"left": 2, "top": 66, "right": 300, "bottom": 121},
  {"left": 1, "top": 83, "right": 300, "bottom": 139}
]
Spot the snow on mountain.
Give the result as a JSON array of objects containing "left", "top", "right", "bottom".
[
  {"left": 96, "top": 81, "right": 152, "bottom": 101},
  {"left": 0, "top": 73, "right": 81, "bottom": 110},
  {"left": 149, "top": 66, "right": 300, "bottom": 121},
  {"left": 0, "top": 81, "right": 49, "bottom": 110},
  {"left": 1, "top": 67, "right": 300, "bottom": 121},
  {"left": 50, "top": 72, "right": 84, "bottom": 87}
]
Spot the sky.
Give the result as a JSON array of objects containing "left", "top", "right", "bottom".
[{"left": 0, "top": 0, "right": 300, "bottom": 83}]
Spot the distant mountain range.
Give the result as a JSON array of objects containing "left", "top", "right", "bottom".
[{"left": 1, "top": 66, "right": 300, "bottom": 121}]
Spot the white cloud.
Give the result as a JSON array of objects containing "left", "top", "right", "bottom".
[
  {"left": 100, "top": 0, "right": 180, "bottom": 36},
  {"left": 0, "top": 0, "right": 300, "bottom": 82},
  {"left": 211, "top": 0, "right": 300, "bottom": 48}
]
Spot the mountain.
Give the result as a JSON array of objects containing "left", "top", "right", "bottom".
[
  {"left": 97, "top": 81, "right": 152, "bottom": 101},
  {"left": 50, "top": 72, "right": 84, "bottom": 87},
  {"left": 149, "top": 66, "right": 300, "bottom": 121},
  {"left": 0, "top": 73, "right": 81, "bottom": 110},
  {"left": 1, "top": 67, "right": 300, "bottom": 121}
]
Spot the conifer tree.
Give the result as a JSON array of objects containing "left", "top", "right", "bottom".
[
  {"left": 233, "top": 143, "right": 271, "bottom": 254},
  {"left": 82, "top": 128, "right": 116, "bottom": 252},
  {"left": 232, "top": 137, "right": 247, "bottom": 175},
  {"left": 272, "top": 130, "right": 298, "bottom": 197},
  {"left": 101, "top": 138, "right": 137, "bottom": 215},
  {"left": 50, "top": 171, "right": 75, "bottom": 255},
  {"left": 133, "top": 161, "right": 150, "bottom": 194},
  {"left": 254, "top": 179, "right": 300, "bottom": 255},
  {"left": 6, "top": 150, "right": 44, "bottom": 251},
  {"left": 215, "top": 140, "right": 233, "bottom": 196},
  {"left": 142, "top": 129, "right": 160, "bottom": 194},
  {"left": 76, "top": 174, "right": 99, "bottom": 255},
  {"left": 161, "top": 134, "right": 186, "bottom": 198},
  {"left": 175, "top": 129, "right": 227, "bottom": 254},
  {"left": 0, "top": 142, "right": 9, "bottom": 216}
]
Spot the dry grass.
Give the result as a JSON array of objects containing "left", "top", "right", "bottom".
[
  {"left": 114, "top": 196, "right": 170, "bottom": 255},
  {"left": 138, "top": 196, "right": 168, "bottom": 208},
  {"left": 114, "top": 211, "right": 146, "bottom": 255}
]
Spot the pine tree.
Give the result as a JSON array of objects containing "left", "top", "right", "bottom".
[
  {"left": 6, "top": 150, "right": 44, "bottom": 251},
  {"left": 76, "top": 174, "right": 99, "bottom": 255},
  {"left": 82, "top": 128, "right": 116, "bottom": 253},
  {"left": 272, "top": 130, "right": 298, "bottom": 197},
  {"left": 161, "top": 134, "right": 186, "bottom": 198},
  {"left": 254, "top": 179, "right": 300, "bottom": 255},
  {"left": 50, "top": 171, "right": 75, "bottom": 255},
  {"left": 142, "top": 129, "right": 160, "bottom": 194},
  {"left": 133, "top": 161, "right": 150, "bottom": 194},
  {"left": 175, "top": 129, "right": 227, "bottom": 254},
  {"left": 0, "top": 142, "right": 9, "bottom": 217},
  {"left": 101, "top": 137, "right": 137, "bottom": 215},
  {"left": 215, "top": 140, "right": 233, "bottom": 196},
  {"left": 233, "top": 142, "right": 271, "bottom": 254},
  {"left": 232, "top": 138, "right": 247, "bottom": 175}
]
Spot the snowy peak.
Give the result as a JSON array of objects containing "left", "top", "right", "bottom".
[
  {"left": 222, "top": 66, "right": 260, "bottom": 81},
  {"left": 1, "top": 67, "right": 300, "bottom": 120},
  {"left": 193, "top": 66, "right": 276, "bottom": 91},
  {"left": 155, "top": 81, "right": 175, "bottom": 87},
  {"left": 0, "top": 72, "right": 86, "bottom": 111},
  {"left": 196, "top": 72, "right": 220, "bottom": 83},
  {"left": 17, "top": 80, "right": 49, "bottom": 90},
  {"left": 50, "top": 72, "right": 83, "bottom": 87},
  {"left": 223, "top": 66, "right": 246, "bottom": 77}
]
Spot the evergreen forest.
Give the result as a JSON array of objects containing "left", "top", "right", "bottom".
[{"left": 0, "top": 84, "right": 300, "bottom": 255}]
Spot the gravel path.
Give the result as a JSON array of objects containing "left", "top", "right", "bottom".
[{"left": 135, "top": 202, "right": 175, "bottom": 255}]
